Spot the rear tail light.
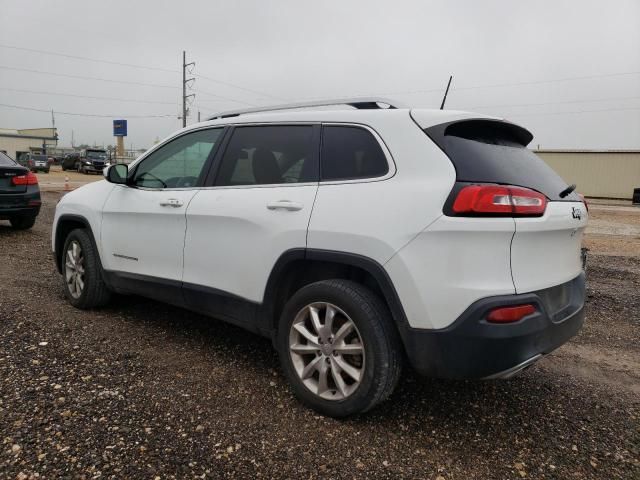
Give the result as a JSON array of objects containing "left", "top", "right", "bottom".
[
  {"left": 452, "top": 184, "right": 547, "bottom": 216},
  {"left": 11, "top": 172, "right": 39, "bottom": 186},
  {"left": 487, "top": 304, "right": 536, "bottom": 323}
]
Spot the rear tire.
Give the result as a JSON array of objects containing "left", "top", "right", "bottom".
[
  {"left": 9, "top": 215, "right": 36, "bottom": 230},
  {"left": 277, "top": 279, "right": 402, "bottom": 417},
  {"left": 62, "top": 228, "right": 111, "bottom": 309}
]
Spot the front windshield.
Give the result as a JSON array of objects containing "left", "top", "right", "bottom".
[{"left": 87, "top": 151, "right": 107, "bottom": 159}]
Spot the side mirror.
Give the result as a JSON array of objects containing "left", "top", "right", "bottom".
[{"left": 104, "top": 164, "right": 128, "bottom": 185}]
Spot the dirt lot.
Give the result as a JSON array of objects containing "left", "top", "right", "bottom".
[
  {"left": 0, "top": 192, "right": 638, "bottom": 479},
  {"left": 35, "top": 166, "right": 103, "bottom": 192}
]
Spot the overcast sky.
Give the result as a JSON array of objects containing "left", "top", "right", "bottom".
[{"left": 0, "top": 0, "right": 639, "bottom": 150}]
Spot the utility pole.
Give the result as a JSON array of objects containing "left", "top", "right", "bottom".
[
  {"left": 182, "top": 51, "right": 195, "bottom": 127},
  {"left": 198, "top": 110, "right": 201, "bottom": 122}
]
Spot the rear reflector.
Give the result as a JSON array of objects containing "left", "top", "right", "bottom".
[
  {"left": 11, "top": 172, "right": 38, "bottom": 186},
  {"left": 453, "top": 184, "right": 547, "bottom": 216},
  {"left": 487, "top": 304, "right": 536, "bottom": 323}
]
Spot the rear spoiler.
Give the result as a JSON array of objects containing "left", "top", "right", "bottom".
[{"left": 425, "top": 119, "right": 534, "bottom": 150}]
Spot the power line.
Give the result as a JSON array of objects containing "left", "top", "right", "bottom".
[
  {"left": 0, "top": 102, "right": 176, "bottom": 118},
  {"left": 0, "top": 87, "right": 178, "bottom": 105},
  {"left": 0, "top": 65, "right": 177, "bottom": 89},
  {"left": 194, "top": 89, "right": 256, "bottom": 106},
  {"left": 194, "top": 72, "right": 286, "bottom": 102},
  {"left": 0, "top": 44, "right": 180, "bottom": 73},
  {"left": 506, "top": 106, "right": 640, "bottom": 117},
  {"left": 316, "top": 71, "right": 640, "bottom": 99},
  {"left": 452, "top": 71, "right": 640, "bottom": 92},
  {"left": 465, "top": 95, "right": 640, "bottom": 110},
  {"left": 0, "top": 44, "right": 278, "bottom": 105}
]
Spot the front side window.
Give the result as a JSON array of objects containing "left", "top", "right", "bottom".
[
  {"left": 133, "top": 128, "right": 222, "bottom": 188},
  {"left": 215, "top": 125, "right": 316, "bottom": 186},
  {"left": 321, "top": 126, "right": 389, "bottom": 181}
]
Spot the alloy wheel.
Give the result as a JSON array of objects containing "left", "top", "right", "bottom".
[
  {"left": 289, "top": 302, "right": 365, "bottom": 400},
  {"left": 64, "top": 240, "right": 85, "bottom": 299}
]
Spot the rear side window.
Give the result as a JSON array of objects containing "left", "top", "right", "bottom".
[
  {"left": 321, "top": 126, "right": 388, "bottom": 181},
  {"left": 0, "top": 152, "right": 16, "bottom": 166},
  {"left": 425, "top": 120, "right": 578, "bottom": 201},
  {"left": 215, "top": 125, "right": 316, "bottom": 186}
]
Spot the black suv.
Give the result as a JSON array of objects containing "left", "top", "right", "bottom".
[
  {"left": 61, "top": 152, "right": 80, "bottom": 171},
  {"left": 77, "top": 149, "right": 109, "bottom": 174}
]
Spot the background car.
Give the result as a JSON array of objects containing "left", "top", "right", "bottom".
[
  {"left": 18, "top": 153, "right": 50, "bottom": 173},
  {"left": 77, "top": 148, "right": 109, "bottom": 174},
  {"left": 0, "top": 151, "right": 41, "bottom": 229},
  {"left": 61, "top": 152, "right": 80, "bottom": 171}
]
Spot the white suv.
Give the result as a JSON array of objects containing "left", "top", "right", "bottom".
[{"left": 52, "top": 98, "right": 588, "bottom": 417}]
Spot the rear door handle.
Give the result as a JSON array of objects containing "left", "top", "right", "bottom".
[
  {"left": 266, "top": 200, "right": 304, "bottom": 211},
  {"left": 159, "top": 198, "right": 184, "bottom": 208}
]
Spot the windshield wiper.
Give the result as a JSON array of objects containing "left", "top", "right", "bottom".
[{"left": 559, "top": 183, "right": 576, "bottom": 198}]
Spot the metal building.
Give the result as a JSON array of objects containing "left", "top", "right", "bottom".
[
  {"left": 0, "top": 127, "right": 58, "bottom": 160},
  {"left": 536, "top": 150, "right": 640, "bottom": 200}
]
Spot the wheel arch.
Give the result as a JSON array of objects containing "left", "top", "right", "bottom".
[
  {"left": 263, "top": 249, "right": 410, "bottom": 339},
  {"left": 54, "top": 214, "right": 97, "bottom": 273}
]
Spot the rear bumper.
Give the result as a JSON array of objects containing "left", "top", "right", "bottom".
[
  {"left": 400, "top": 273, "right": 585, "bottom": 379},
  {"left": 0, "top": 189, "right": 41, "bottom": 219}
]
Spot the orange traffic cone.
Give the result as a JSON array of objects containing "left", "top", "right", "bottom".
[{"left": 64, "top": 175, "right": 71, "bottom": 192}]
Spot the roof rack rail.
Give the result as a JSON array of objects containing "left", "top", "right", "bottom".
[{"left": 207, "top": 97, "right": 406, "bottom": 120}]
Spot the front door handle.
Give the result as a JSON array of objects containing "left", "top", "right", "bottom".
[
  {"left": 159, "top": 198, "right": 184, "bottom": 208},
  {"left": 266, "top": 200, "right": 304, "bottom": 211}
]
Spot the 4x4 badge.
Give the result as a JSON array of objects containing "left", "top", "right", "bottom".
[{"left": 572, "top": 207, "right": 582, "bottom": 220}]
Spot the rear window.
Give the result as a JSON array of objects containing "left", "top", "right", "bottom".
[
  {"left": 0, "top": 152, "right": 16, "bottom": 166},
  {"left": 425, "top": 120, "right": 579, "bottom": 201},
  {"left": 33, "top": 155, "right": 48, "bottom": 161},
  {"left": 321, "top": 126, "right": 389, "bottom": 181}
]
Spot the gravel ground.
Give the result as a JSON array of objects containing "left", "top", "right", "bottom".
[{"left": 0, "top": 192, "right": 638, "bottom": 479}]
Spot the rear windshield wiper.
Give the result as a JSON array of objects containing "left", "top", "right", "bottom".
[{"left": 559, "top": 183, "right": 576, "bottom": 198}]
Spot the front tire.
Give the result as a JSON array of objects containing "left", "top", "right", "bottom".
[
  {"left": 62, "top": 228, "right": 111, "bottom": 309},
  {"left": 277, "top": 279, "right": 402, "bottom": 417}
]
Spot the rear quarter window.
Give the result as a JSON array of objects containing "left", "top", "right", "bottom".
[
  {"left": 321, "top": 125, "right": 389, "bottom": 181},
  {"left": 425, "top": 119, "right": 579, "bottom": 201}
]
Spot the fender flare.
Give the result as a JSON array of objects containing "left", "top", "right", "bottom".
[
  {"left": 53, "top": 214, "right": 96, "bottom": 273},
  {"left": 262, "top": 248, "right": 410, "bottom": 331}
]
